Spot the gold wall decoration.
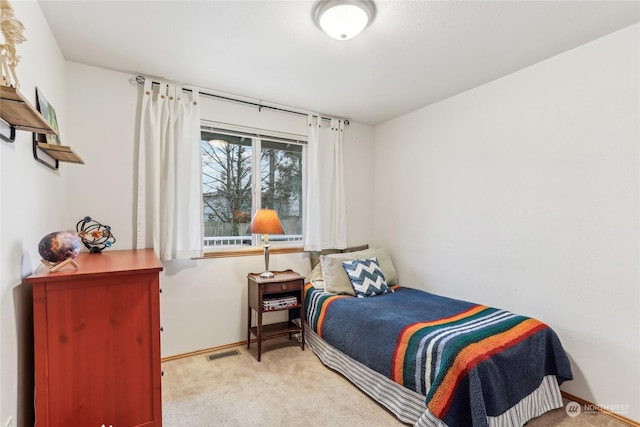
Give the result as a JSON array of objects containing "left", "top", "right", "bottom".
[{"left": 0, "top": 0, "right": 26, "bottom": 89}]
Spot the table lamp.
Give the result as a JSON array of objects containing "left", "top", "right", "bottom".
[{"left": 248, "top": 209, "right": 284, "bottom": 278}]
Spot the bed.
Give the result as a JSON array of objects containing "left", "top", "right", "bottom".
[{"left": 303, "top": 250, "right": 572, "bottom": 427}]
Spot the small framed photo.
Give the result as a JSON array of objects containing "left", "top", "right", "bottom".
[{"left": 36, "top": 87, "right": 61, "bottom": 145}]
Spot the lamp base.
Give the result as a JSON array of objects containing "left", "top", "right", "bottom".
[{"left": 260, "top": 243, "right": 273, "bottom": 278}]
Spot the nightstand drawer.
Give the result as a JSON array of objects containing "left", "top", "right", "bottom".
[{"left": 263, "top": 280, "right": 302, "bottom": 294}]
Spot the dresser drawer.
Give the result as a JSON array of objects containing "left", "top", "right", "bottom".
[{"left": 262, "top": 280, "right": 302, "bottom": 294}]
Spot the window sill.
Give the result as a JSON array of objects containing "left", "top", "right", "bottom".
[{"left": 198, "top": 246, "right": 304, "bottom": 259}]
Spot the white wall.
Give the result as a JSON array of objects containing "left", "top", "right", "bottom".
[
  {"left": 0, "top": 2, "right": 69, "bottom": 426},
  {"left": 11, "top": 3, "right": 636, "bottom": 423},
  {"left": 374, "top": 24, "right": 639, "bottom": 421},
  {"left": 64, "top": 61, "right": 375, "bottom": 357}
]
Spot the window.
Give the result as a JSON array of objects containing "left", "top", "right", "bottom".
[{"left": 201, "top": 127, "right": 304, "bottom": 250}]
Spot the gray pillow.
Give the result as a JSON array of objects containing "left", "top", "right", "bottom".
[
  {"left": 309, "top": 249, "right": 341, "bottom": 270},
  {"left": 308, "top": 244, "right": 369, "bottom": 270},
  {"left": 344, "top": 244, "right": 369, "bottom": 253}
]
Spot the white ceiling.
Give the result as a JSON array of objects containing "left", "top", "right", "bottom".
[{"left": 39, "top": 0, "right": 639, "bottom": 125}]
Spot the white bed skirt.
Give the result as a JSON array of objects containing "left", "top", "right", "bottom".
[
  {"left": 305, "top": 326, "right": 427, "bottom": 425},
  {"left": 305, "top": 326, "right": 564, "bottom": 427}
]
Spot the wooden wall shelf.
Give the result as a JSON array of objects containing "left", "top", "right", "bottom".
[
  {"left": 0, "top": 86, "right": 56, "bottom": 136},
  {"left": 36, "top": 142, "right": 84, "bottom": 164},
  {"left": 0, "top": 85, "right": 85, "bottom": 168}
]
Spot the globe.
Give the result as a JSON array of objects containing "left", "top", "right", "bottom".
[{"left": 38, "top": 232, "right": 81, "bottom": 263}]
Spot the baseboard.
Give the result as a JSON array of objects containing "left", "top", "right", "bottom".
[
  {"left": 161, "top": 340, "right": 251, "bottom": 363},
  {"left": 562, "top": 391, "right": 639, "bottom": 426}
]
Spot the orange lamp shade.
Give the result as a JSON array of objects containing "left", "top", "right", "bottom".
[{"left": 248, "top": 209, "right": 284, "bottom": 235}]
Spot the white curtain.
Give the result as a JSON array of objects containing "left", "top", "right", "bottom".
[
  {"left": 303, "top": 115, "right": 347, "bottom": 251},
  {"left": 136, "top": 79, "right": 203, "bottom": 260}
]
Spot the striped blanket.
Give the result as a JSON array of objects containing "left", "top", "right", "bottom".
[{"left": 305, "top": 285, "right": 572, "bottom": 426}]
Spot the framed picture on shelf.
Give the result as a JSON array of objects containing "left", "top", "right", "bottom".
[{"left": 35, "top": 87, "right": 61, "bottom": 145}]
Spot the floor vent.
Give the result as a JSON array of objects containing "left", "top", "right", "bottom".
[{"left": 206, "top": 349, "right": 240, "bottom": 361}]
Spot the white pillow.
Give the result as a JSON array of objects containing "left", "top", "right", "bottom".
[
  {"left": 305, "top": 263, "right": 324, "bottom": 289},
  {"left": 320, "top": 254, "right": 357, "bottom": 296}
]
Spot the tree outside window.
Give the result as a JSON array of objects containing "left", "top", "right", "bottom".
[{"left": 201, "top": 130, "right": 303, "bottom": 248}]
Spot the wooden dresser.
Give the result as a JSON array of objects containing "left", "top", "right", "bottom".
[{"left": 26, "top": 249, "right": 163, "bottom": 427}]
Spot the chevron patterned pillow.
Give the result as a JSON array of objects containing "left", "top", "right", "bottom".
[{"left": 342, "top": 257, "right": 393, "bottom": 298}]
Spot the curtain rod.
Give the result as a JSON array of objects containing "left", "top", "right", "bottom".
[{"left": 134, "top": 76, "right": 349, "bottom": 125}]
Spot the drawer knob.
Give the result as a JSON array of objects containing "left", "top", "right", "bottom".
[{"left": 281, "top": 284, "right": 286, "bottom": 290}]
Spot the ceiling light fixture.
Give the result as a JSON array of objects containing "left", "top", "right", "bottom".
[{"left": 312, "top": 0, "right": 376, "bottom": 41}]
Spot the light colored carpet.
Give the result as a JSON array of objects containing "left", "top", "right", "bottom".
[{"left": 162, "top": 338, "right": 630, "bottom": 427}]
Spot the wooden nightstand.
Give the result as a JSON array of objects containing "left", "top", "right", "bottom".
[{"left": 247, "top": 270, "right": 305, "bottom": 361}]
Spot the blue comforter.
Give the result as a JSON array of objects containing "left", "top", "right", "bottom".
[{"left": 305, "top": 285, "right": 572, "bottom": 426}]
